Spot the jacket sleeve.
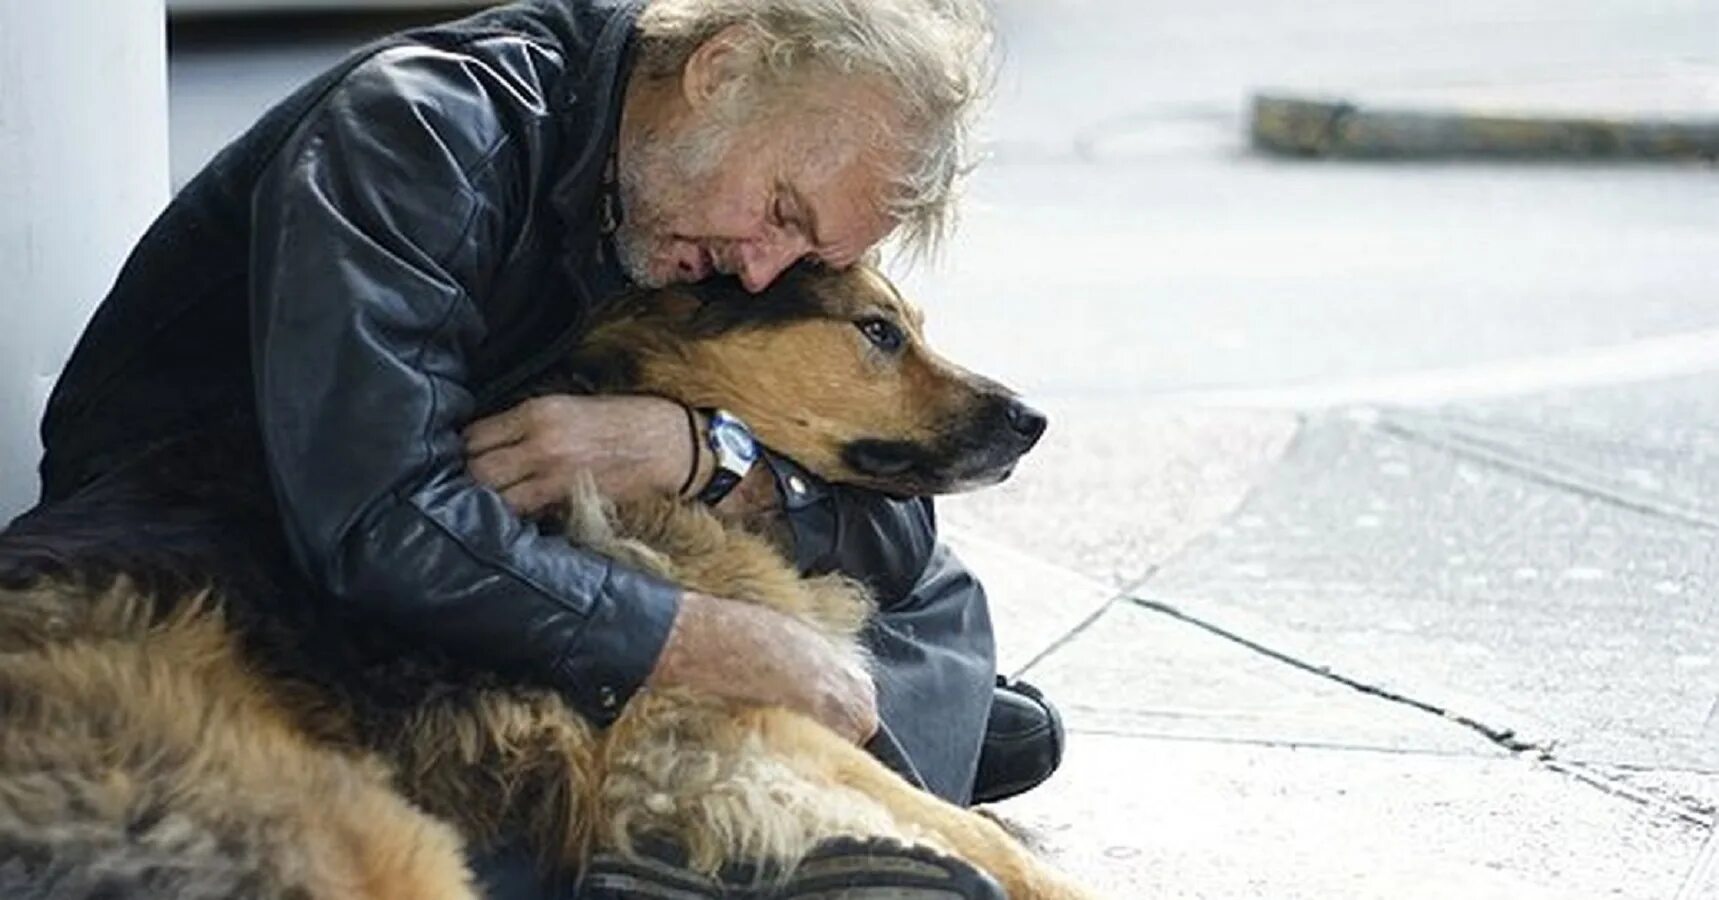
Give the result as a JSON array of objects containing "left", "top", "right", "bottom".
[
  {"left": 249, "top": 46, "right": 678, "bottom": 725},
  {"left": 765, "top": 454, "right": 998, "bottom": 802}
]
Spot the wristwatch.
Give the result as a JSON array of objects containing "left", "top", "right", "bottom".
[{"left": 697, "top": 408, "right": 759, "bottom": 506}]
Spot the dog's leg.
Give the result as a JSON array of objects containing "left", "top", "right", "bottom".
[
  {"left": 741, "top": 706, "right": 1096, "bottom": 900},
  {"left": 594, "top": 691, "right": 918, "bottom": 876}
]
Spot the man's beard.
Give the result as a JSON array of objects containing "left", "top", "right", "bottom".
[
  {"left": 613, "top": 99, "right": 743, "bottom": 288},
  {"left": 611, "top": 190, "right": 662, "bottom": 287}
]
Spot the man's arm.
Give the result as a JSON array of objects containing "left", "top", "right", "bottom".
[
  {"left": 250, "top": 46, "right": 874, "bottom": 739},
  {"left": 250, "top": 46, "right": 679, "bottom": 723}
]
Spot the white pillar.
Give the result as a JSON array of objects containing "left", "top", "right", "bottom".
[{"left": 0, "top": 0, "right": 169, "bottom": 520}]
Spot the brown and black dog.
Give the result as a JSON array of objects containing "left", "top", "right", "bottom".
[{"left": 0, "top": 263, "right": 1091, "bottom": 899}]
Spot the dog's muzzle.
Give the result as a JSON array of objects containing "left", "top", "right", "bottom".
[{"left": 842, "top": 395, "right": 1048, "bottom": 495}]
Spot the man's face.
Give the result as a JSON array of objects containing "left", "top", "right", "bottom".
[{"left": 615, "top": 81, "right": 899, "bottom": 293}]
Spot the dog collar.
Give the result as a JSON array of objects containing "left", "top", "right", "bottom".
[{"left": 697, "top": 408, "right": 759, "bottom": 506}]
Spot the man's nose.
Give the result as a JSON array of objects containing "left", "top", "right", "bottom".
[{"left": 736, "top": 234, "right": 807, "bottom": 293}]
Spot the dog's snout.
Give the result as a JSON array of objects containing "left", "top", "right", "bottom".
[{"left": 1006, "top": 400, "right": 1047, "bottom": 447}]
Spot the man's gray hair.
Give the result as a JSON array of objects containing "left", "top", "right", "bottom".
[{"left": 636, "top": 0, "right": 997, "bottom": 257}]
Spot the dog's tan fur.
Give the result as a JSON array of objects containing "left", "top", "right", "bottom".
[
  {"left": 0, "top": 264, "right": 1089, "bottom": 899},
  {"left": 0, "top": 582, "right": 476, "bottom": 899}
]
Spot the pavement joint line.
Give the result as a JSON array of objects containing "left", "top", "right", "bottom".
[
  {"left": 1375, "top": 418, "right": 1719, "bottom": 532},
  {"left": 1061, "top": 727, "right": 1515, "bottom": 760},
  {"left": 939, "top": 526, "right": 1151, "bottom": 679},
  {"left": 1542, "top": 759, "right": 1715, "bottom": 830},
  {"left": 1605, "top": 761, "right": 1719, "bottom": 778},
  {"left": 1676, "top": 827, "right": 1719, "bottom": 900},
  {"left": 1124, "top": 597, "right": 1718, "bottom": 827},
  {"left": 1010, "top": 592, "right": 1132, "bottom": 681},
  {"left": 1002, "top": 557, "right": 1190, "bottom": 679},
  {"left": 1126, "top": 597, "right": 1532, "bottom": 747}
]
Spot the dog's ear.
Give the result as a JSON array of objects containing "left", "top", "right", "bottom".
[
  {"left": 591, "top": 285, "right": 706, "bottom": 328},
  {"left": 565, "top": 265, "right": 834, "bottom": 392},
  {"left": 564, "top": 287, "right": 709, "bottom": 391},
  {"left": 636, "top": 288, "right": 705, "bottom": 325},
  {"left": 682, "top": 266, "right": 831, "bottom": 338},
  {"left": 560, "top": 340, "right": 641, "bottom": 393}
]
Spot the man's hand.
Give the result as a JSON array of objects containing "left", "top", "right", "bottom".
[
  {"left": 468, "top": 402, "right": 858, "bottom": 733},
  {"left": 466, "top": 393, "right": 783, "bottom": 522},
  {"left": 649, "top": 592, "right": 880, "bottom": 744},
  {"left": 464, "top": 394, "right": 694, "bottom": 515}
]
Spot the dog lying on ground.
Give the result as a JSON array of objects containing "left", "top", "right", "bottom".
[{"left": 0, "top": 263, "right": 1092, "bottom": 898}]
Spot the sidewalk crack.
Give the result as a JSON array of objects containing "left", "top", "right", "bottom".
[
  {"left": 1128, "top": 596, "right": 1716, "bottom": 828},
  {"left": 1010, "top": 587, "right": 1135, "bottom": 680}
]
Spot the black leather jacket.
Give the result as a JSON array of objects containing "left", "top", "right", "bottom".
[{"left": 37, "top": 0, "right": 995, "bottom": 794}]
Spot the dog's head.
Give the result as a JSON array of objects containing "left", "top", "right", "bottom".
[{"left": 569, "top": 262, "right": 1046, "bottom": 496}]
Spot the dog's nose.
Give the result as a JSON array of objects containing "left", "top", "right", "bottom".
[{"left": 1005, "top": 400, "right": 1048, "bottom": 447}]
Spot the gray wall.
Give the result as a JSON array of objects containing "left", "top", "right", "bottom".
[{"left": 0, "top": 1, "right": 170, "bottom": 519}]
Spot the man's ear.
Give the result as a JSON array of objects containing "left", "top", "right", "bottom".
[{"left": 681, "top": 24, "right": 754, "bottom": 110}]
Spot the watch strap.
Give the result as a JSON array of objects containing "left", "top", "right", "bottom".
[{"left": 697, "top": 467, "right": 745, "bottom": 506}]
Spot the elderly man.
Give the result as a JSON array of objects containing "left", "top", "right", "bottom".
[{"left": 15, "top": 0, "right": 1060, "bottom": 895}]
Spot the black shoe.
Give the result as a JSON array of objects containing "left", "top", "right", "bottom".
[
  {"left": 971, "top": 676, "right": 1064, "bottom": 805},
  {"left": 578, "top": 836, "right": 1006, "bottom": 899}
]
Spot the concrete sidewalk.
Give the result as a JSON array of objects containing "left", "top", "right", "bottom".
[
  {"left": 942, "top": 394, "right": 1718, "bottom": 898},
  {"left": 913, "top": 2, "right": 1719, "bottom": 894}
]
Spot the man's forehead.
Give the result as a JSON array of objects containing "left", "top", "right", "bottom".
[{"left": 787, "top": 144, "right": 900, "bottom": 267}]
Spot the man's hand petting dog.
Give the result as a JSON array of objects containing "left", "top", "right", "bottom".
[
  {"left": 652, "top": 592, "right": 881, "bottom": 745},
  {"left": 464, "top": 394, "right": 778, "bottom": 521},
  {"left": 465, "top": 394, "right": 692, "bottom": 512},
  {"left": 464, "top": 394, "right": 877, "bottom": 743}
]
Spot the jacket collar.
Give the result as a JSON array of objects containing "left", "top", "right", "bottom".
[{"left": 549, "top": 0, "right": 645, "bottom": 246}]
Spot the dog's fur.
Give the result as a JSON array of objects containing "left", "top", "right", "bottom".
[{"left": 0, "top": 263, "right": 1088, "bottom": 899}]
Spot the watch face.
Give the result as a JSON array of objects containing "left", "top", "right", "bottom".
[
  {"left": 715, "top": 424, "right": 759, "bottom": 463},
  {"left": 710, "top": 412, "right": 759, "bottom": 464}
]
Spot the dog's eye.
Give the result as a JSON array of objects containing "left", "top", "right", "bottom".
[{"left": 857, "top": 318, "right": 904, "bottom": 353}]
